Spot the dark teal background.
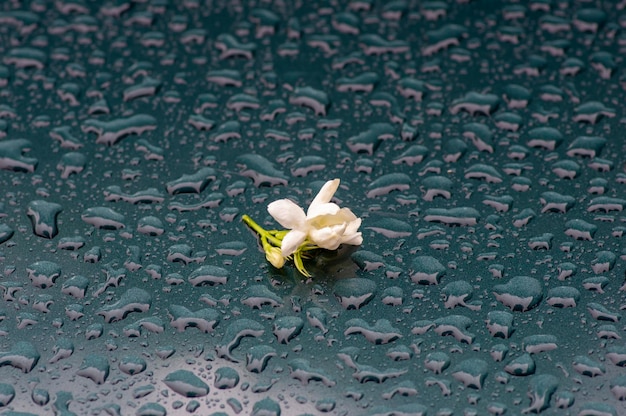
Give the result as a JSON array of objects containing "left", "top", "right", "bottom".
[{"left": 0, "top": 0, "right": 625, "bottom": 414}]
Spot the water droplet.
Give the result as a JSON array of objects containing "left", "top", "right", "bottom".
[
  {"left": 344, "top": 318, "right": 402, "bottom": 344},
  {"left": 76, "top": 354, "right": 109, "bottom": 385},
  {"left": 81, "top": 207, "right": 126, "bottom": 230},
  {"left": 98, "top": 287, "right": 151, "bottom": 323},
  {"left": 31, "top": 386, "right": 49, "bottom": 406},
  {"left": 136, "top": 402, "right": 166, "bottom": 416},
  {"left": 273, "top": 316, "right": 304, "bottom": 344},
  {"left": 163, "top": 369, "right": 209, "bottom": 397},
  {"left": 333, "top": 278, "right": 376, "bottom": 309},
  {"left": 188, "top": 265, "right": 229, "bottom": 286},
  {"left": 214, "top": 367, "right": 240, "bottom": 389},
  {"left": 452, "top": 358, "right": 488, "bottom": 389},
  {"left": 493, "top": 276, "right": 543, "bottom": 312},
  {"left": 251, "top": 397, "right": 281, "bottom": 416},
  {"left": 82, "top": 114, "right": 157, "bottom": 146},
  {"left": 236, "top": 154, "right": 288, "bottom": 187},
  {"left": 410, "top": 256, "right": 446, "bottom": 285},
  {"left": 424, "top": 352, "right": 450, "bottom": 374},
  {"left": 119, "top": 356, "right": 147, "bottom": 375},
  {"left": 523, "top": 334, "right": 558, "bottom": 354},
  {"left": 216, "top": 319, "right": 264, "bottom": 362},
  {"left": 522, "top": 374, "right": 559, "bottom": 413},
  {"left": 504, "top": 353, "right": 535, "bottom": 376},
  {"left": 0, "top": 139, "right": 38, "bottom": 172},
  {"left": 288, "top": 358, "right": 335, "bottom": 387},
  {"left": 168, "top": 305, "right": 219, "bottom": 333},
  {"left": 0, "top": 383, "right": 15, "bottom": 406},
  {"left": 26, "top": 200, "right": 62, "bottom": 238}
]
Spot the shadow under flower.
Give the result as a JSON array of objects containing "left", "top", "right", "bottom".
[{"left": 267, "top": 245, "right": 361, "bottom": 284}]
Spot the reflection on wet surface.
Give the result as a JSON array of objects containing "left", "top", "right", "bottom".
[{"left": 1, "top": 0, "right": 626, "bottom": 414}]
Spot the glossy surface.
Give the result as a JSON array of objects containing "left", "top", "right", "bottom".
[{"left": 1, "top": 0, "right": 626, "bottom": 414}]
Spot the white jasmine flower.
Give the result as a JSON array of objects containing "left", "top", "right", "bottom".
[{"left": 267, "top": 179, "right": 363, "bottom": 257}]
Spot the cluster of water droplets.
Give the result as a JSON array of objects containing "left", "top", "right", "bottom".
[{"left": 1, "top": 0, "right": 626, "bottom": 414}]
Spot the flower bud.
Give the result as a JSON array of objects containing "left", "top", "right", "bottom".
[{"left": 265, "top": 246, "right": 286, "bottom": 268}]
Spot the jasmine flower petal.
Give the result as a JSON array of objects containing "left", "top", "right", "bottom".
[
  {"left": 308, "top": 178, "right": 340, "bottom": 214},
  {"left": 280, "top": 229, "right": 308, "bottom": 257},
  {"left": 267, "top": 199, "right": 306, "bottom": 229}
]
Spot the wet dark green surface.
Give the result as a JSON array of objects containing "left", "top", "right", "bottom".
[{"left": 1, "top": 0, "right": 626, "bottom": 414}]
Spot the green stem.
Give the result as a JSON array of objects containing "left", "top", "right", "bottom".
[
  {"left": 298, "top": 239, "right": 319, "bottom": 252},
  {"left": 269, "top": 230, "right": 290, "bottom": 239},
  {"left": 241, "top": 214, "right": 263, "bottom": 234},
  {"left": 242, "top": 215, "right": 283, "bottom": 247}
]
